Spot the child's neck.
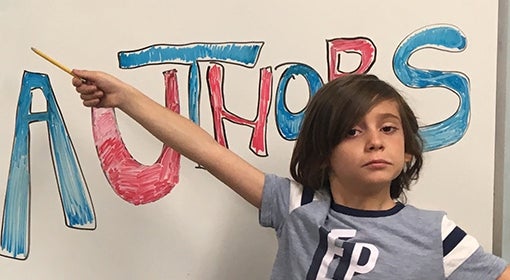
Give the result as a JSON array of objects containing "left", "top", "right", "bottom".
[{"left": 329, "top": 183, "right": 395, "bottom": 211}]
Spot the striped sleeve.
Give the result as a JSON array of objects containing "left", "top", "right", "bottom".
[
  {"left": 441, "top": 215, "right": 479, "bottom": 277},
  {"left": 288, "top": 180, "right": 329, "bottom": 213},
  {"left": 260, "top": 174, "right": 327, "bottom": 232},
  {"left": 288, "top": 180, "right": 319, "bottom": 212},
  {"left": 442, "top": 215, "right": 507, "bottom": 279}
]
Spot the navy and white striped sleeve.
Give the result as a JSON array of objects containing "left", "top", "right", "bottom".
[
  {"left": 288, "top": 180, "right": 320, "bottom": 212},
  {"left": 259, "top": 174, "right": 323, "bottom": 233},
  {"left": 442, "top": 215, "right": 507, "bottom": 279}
]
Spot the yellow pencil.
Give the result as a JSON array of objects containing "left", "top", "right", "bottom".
[{"left": 31, "top": 47, "right": 77, "bottom": 77}]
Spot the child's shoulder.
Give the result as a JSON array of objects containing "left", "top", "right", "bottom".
[
  {"left": 402, "top": 203, "right": 445, "bottom": 214},
  {"left": 399, "top": 203, "right": 447, "bottom": 225}
]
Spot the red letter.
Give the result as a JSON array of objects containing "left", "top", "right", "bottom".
[
  {"left": 207, "top": 63, "right": 272, "bottom": 156},
  {"left": 92, "top": 70, "right": 181, "bottom": 205},
  {"left": 327, "top": 37, "right": 376, "bottom": 81}
]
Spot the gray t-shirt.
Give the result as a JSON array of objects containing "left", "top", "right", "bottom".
[{"left": 259, "top": 174, "right": 507, "bottom": 279}]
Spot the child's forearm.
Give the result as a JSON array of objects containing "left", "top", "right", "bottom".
[
  {"left": 119, "top": 86, "right": 265, "bottom": 208},
  {"left": 119, "top": 86, "right": 218, "bottom": 163}
]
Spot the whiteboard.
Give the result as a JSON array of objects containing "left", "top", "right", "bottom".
[{"left": 0, "top": 0, "right": 500, "bottom": 279}]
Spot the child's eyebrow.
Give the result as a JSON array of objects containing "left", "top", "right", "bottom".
[{"left": 378, "top": 113, "right": 401, "bottom": 121}]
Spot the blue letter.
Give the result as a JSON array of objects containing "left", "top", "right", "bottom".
[
  {"left": 1, "top": 72, "right": 95, "bottom": 260},
  {"left": 275, "top": 63, "right": 323, "bottom": 140},
  {"left": 393, "top": 25, "right": 469, "bottom": 151},
  {"left": 118, "top": 42, "right": 264, "bottom": 125}
]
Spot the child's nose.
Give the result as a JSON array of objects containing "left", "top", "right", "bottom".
[{"left": 366, "top": 131, "right": 384, "bottom": 151}]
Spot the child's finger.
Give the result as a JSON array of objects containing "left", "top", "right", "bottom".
[
  {"left": 72, "top": 69, "right": 95, "bottom": 81},
  {"left": 76, "top": 84, "right": 100, "bottom": 95},
  {"left": 80, "top": 91, "right": 103, "bottom": 100},
  {"left": 72, "top": 77, "right": 84, "bottom": 87},
  {"left": 82, "top": 98, "right": 101, "bottom": 107}
]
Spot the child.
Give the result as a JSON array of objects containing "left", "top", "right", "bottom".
[{"left": 72, "top": 70, "right": 509, "bottom": 279}]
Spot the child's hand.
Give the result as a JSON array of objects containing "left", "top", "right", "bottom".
[{"left": 71, "top": 69, "right": 130, "bottom": 108}]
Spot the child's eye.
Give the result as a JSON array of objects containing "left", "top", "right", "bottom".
[
  {"left": 347, "top": 129, "right": 361, "bottom": 137},
  {"left": 381, "top": 126, "right": 397, "bottom": 133}
]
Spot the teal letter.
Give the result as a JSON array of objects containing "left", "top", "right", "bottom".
[
  {"left": 1, "top": 71, "right": 95, "bottom": 260},
  {"left": 393, "top": 25, "right": 469, "bottom": 151}
]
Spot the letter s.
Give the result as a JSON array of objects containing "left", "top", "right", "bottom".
[{"left": 393, "top": 24, "right": 469, "bottom": 152}]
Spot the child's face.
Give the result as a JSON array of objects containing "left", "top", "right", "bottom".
[{"left": 329, "top": 100, "right": 411, "bottom": 192}]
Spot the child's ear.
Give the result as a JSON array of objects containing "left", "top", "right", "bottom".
[{"left": 404, "top": 153, "right": 413, "bottom": 163}]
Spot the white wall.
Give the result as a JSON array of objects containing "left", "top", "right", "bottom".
[{"left": 0, "top": 0, "right": 501, "bottom": 278}]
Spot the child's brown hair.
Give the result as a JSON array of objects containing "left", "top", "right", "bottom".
[{"left": 290, "top": 74, "right": 423, "bottom": 200}]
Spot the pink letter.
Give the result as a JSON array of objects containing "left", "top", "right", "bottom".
[
  {"left": 207, "top": 63, "right": 272, "bottom": 156},
  {"left": 327, "top": 37, "right": 376, "bottom": 81},
  {"left": 92, "top": 70, "right": 181, "bottom": 205}
]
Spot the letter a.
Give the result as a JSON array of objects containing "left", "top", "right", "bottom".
[{"left": 1, "top": 71, "right": 96, "bottom": 260}]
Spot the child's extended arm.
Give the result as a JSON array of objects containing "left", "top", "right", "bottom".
[{"left": 71, "top": 69, "right": 265, "bottom": 208}]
